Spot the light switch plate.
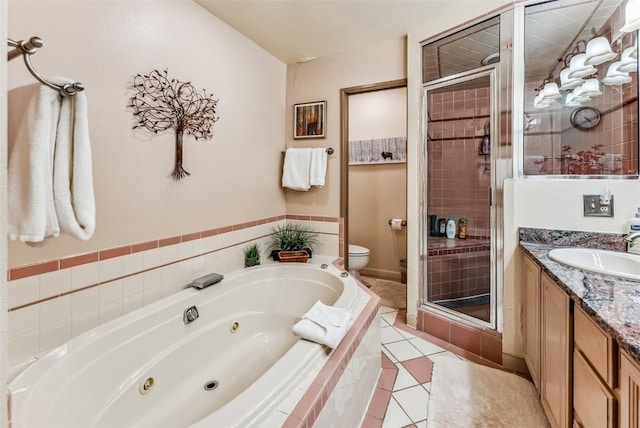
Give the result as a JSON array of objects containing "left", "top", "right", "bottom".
[{"left": 583, "top": 194, "right": 614, "bottom": 217}]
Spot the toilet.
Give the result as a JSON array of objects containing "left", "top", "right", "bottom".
[{"left": 348, "top": 244, "right": 370, "bottom": 279}]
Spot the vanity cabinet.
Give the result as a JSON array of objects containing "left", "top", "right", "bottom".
[
  {"left": 524, "top": 252, "right": 572, "bottom": 427},
  {"left": 620, "top": 350, "right": 640, "bottom": 428},
  {"left": 573, "top": 305, "right": 616, "bottom": 428},
  {"left": 540, "top": 271, "right": 572, "bottom": 428},
  {"left": 524, "top": 255, "right": 541, "bottom": 389}
]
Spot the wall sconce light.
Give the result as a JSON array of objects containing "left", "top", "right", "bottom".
[
  {"left": 564, "top": 91, "right": 582, "bottom": 107},
  {"left": 559, "top": 67, "right": 582, "bottom": 90},
  {"left": 621, "top": 0, "right": 640, "bottom": 32},
  {"left": 580, "top": 78, "right": 602, "bottom": 96},
  {"left": 617, "top": 46, "right": 638, "bottom": 72},
  {"left": 568, "top": 53, "right": 598, "bottom": 79},
  {"left": 584, "top": 36, "right": 617, "bottom": 65},
  {"left": 601, "top": 61, "right": 632, "bottom": 85}
]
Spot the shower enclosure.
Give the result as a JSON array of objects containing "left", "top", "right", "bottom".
[{"left": 420, "top": 16, "right": 504, "bottom": 331}]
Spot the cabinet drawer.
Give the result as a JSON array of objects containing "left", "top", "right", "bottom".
[
  {"left": 573, "top": 350, "right": 616, "bottom": 428},
  {"left": 574, "top": 305, "right": 615, "bottom": 388}
]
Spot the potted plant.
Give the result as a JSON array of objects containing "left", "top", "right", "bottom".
[
  {"left": 243, "top": 243, "right": 261, "bottom": 267},
  {"left": 269, "top": 224, "right": 320, "bottom": 262}
]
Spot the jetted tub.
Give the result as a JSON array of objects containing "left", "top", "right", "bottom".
[{"left": 9, "top": 261, "right": 359, "bottom": 427}]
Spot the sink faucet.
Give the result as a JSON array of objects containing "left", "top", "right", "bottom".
[{"left": 624, "top": 232, "right": 640, "bottom": 252}]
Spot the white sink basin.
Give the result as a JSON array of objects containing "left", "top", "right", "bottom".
[{"left": 547, "top": 248, "right": 640, "bottom": 280}]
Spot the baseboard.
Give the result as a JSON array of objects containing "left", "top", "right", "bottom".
[
  {"left": 501, "top": 353, "right": 529, "bottom": 375},
  {"left": 360, "top": 268, "right": 400, "bottom": 282}
]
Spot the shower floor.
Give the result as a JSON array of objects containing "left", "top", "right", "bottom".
[{"left": 433, "top": 293, "right": 490, "bottom": 323}]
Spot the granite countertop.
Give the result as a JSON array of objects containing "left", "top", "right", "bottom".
[{"left": 520, "top": 228, "right": 640, "bottom": 363}]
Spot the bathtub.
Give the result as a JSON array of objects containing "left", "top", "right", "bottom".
[{"left": 9, "top": 261, "right": 360, "bottom": 428}]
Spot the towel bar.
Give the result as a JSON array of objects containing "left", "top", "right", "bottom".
[{"left": 7, "top": 36, "right": 84, "bottom": 96}]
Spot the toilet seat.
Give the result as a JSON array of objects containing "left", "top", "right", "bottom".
[{"left": 348, "top": 244, "right": 370, "bottom": 256}]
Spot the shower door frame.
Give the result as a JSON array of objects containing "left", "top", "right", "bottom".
[{"left": 419, "top": 66, "right": 499, "bottom": 331}]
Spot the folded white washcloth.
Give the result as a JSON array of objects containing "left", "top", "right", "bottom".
[
  {"left": 52, "top": 77, "right": 96, "bottom": 240},
  {"left": 309, "top": 147, "right": 328, "bottom": 187},
  {"left": 293, "top": 300, "right": 352, "bottom": 349},
  {"left": 524, "top": 155, "right": 545, "bottom": 175},
  {"left": 8, "top": 83, "right": 61, "bottom": 242},
  {"left": 282, "top": 148, "right": 312, "bottom": 191},
  {"left": 599, "top": 153, "right": 622, "bottom": 174}
]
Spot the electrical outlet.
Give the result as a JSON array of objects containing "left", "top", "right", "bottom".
[{"left": 583, "top": 194, "right": 614, "bottom": 217}]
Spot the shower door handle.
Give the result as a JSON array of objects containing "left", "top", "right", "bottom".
[{"left": 489, "top": 187, "right": 493, "bottom": 206}]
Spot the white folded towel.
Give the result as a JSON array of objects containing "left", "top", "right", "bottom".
[
  {"left": 282, "top": 148, "right": 312, "bottom": 191},
  {"left": 309, "top": 147, "right": 328, "bottom": 187},
  {"left": 52, "top": 77, "right": 96, "bottom": 240},
  {"left": 8, "top": 83, "right": 61, "bottom": 242},
  {"left": 524, "top": 155, "right": 545, "bottom": 175},
  {"left": 599, "top": 153, "right": 622, "bottom": 174},
  {"left": 293, "top": 300, "right": 352, "bottom": 349}
]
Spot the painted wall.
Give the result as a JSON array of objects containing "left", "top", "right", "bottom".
[
  {"left": 348, "top": 88, "right": 407, "bottom": 280},
  {"left": 5, "top": 0, "right": 339, "bottom": 374},
  {"left": 7, "top": 0, "right": 287, "bottom": 268},
  {"left": 284, "top": 38, "right": 407, "bottom": 217}
]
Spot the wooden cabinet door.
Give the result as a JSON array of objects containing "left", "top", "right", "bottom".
[
  {"left": 541, "top": 272, "right": 571, "bottom": 428},
  {"left": 573, "top": 349, "right": 615, "bottom": 427},
  {"left": 620, "top": 350, "right": 640, "bottom": 428},
  {"left": 524, "top": 254, "right": 541, "bottom": 390}
]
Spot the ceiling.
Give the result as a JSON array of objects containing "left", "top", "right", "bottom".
[
  {"left": 194, "top": 0, "right": 506, "bottom": 64},
  {"left": 195, "top": 0, "right": 626, "bottom": 85}
]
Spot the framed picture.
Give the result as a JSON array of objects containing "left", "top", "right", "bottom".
[{"left": 294, "top": 101, "right": 326, "bottom": 139}]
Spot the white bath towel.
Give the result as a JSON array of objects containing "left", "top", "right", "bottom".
[
  {"left": 8, "top": 83, "right": 61, "bottom": 242},
  {"left": 52, "top": 77, "right": 95, "bottom": 240},
  {"left": 309, "top": 147, "right": 328, "bottom": 187},
  {"left": 293, "top": 300, "right": 352, "bottom": 349},
  {"left": 524, "top": 155, "right": 545, "bottom": 175},
  {"left": 7, "top": 78, "right": 95, "bottom": 242},
  {"left": 282, "top": 148, "right": 312, "bottom": 191},
  {"left": 599, "top": 153, "right": 623, "bottom": 174}
]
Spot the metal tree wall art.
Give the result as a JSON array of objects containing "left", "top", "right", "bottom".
[{"left": 129, "top": 69, "right": 219, "bottom": 180}]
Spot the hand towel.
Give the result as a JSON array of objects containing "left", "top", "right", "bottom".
[
  {"left": 7, "top": 83, "right": 61, "bottom": 242},
  {"left": 309, "top": 147, "right": 328, "bottom": 187},
  {"left": 293, "top": 300, "right": 352, "bottom": 349},
  {"left": 599, "top": 153, "right": 622, "bottom": 174},
  {"left": 282, "top": 148, "right": 312, "bottom": 191},
  {"left": 524, "top": 155, "right": 545, "bottom": 175},
  {"left": 52, "top": 77, "right": 96, "bottom": 240}
]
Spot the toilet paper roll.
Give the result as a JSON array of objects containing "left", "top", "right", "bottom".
[{"left": 390, "top": 219, "right": 404, "bottom": 230}]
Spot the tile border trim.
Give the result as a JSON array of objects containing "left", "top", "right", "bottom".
[{"left": 8, "top": 214, "right": 340, "bottom": 281}]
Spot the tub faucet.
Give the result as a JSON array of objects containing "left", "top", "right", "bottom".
[{"left": 183, "top": 306, "right": 199, "bottom": 324}]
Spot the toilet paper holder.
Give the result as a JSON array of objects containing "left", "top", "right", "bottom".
[{"left": 388, "top": 219, "right": 407, "bottom": 227}]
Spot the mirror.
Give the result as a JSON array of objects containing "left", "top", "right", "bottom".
[{"left": 523, "top": 0, "right": 638, "bottom": 176}]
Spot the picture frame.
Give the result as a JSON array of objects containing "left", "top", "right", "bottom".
[{"left": 294, "top": 101, "right": 326, "bottom": 139}]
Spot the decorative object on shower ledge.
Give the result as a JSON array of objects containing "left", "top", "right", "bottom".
[
  {"left": 479, "top": 121, "right": 490, "bottom": 155},
  {"left": 294, "top": 100, "right": 326, "bottom": 138},
  {"left": 128, "top": 69, "right": 219, "bottom": 180},
  {"left": 268, "top": 223, "right": 319, "bottom": 262},
  {"left": 349, "top": 136, "right": 407, "bottom": 165}
]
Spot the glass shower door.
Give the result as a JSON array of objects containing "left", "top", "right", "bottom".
[{"left": 422, "top": 69, "right": 496, "bottom": 329}]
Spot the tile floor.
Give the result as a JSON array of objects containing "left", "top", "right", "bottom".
[{"left": 361, "top": 306, "right": 504, "bottom": 427}]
